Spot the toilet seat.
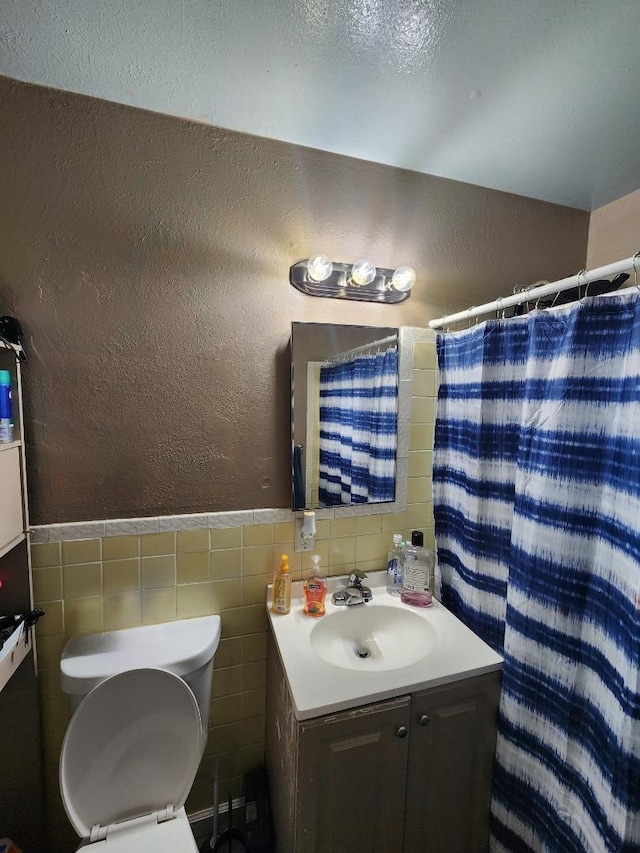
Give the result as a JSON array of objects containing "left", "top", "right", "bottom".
[{"left": 60, "top": 668, "right": 202, "bottom": 850}]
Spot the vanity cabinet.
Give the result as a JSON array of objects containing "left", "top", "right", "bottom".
[
  {"left": 296, "top": 695, "right": 410, "bottom": 852},
  {"left": 403, "top": 677, "right": 501, "bottom": 853},
  {"left": 266, "top": 635, "right": 501, "bottom": 853}
]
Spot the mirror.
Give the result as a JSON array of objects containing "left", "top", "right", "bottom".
[{"left": 291, "top": 322, "right": 399, "bottom": 510}]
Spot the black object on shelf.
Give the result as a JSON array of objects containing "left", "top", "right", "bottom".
[
  {"left": 0, "top": 316, "right": 26, "bottom": 361},
  {"left": 0, "top": 609, "right": 45, "bottom": 650}
]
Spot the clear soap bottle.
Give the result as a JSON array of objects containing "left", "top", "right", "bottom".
[
  {"left": 271, "top": 554, "right": 292, "bottom": 615},
  {"left": 400, "top": 531, "right": 433, "bottom": 607},
  {"left": 386, "top": 533, "right": 404, "bottom": 596}
]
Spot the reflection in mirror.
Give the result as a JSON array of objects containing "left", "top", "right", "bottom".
[{"left": 291, "top": 322, "right": 399, "bottom": 510}]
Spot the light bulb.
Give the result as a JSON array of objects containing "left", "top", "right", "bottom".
[
  {"left": 391, "top": 266, "right": 416, "bottom": 292},
  {"left": 307, "top": 255, "right": 333, "bottom": 283},
  {"left": 350, "top": 259, "right": 377, "bottom": 287}
]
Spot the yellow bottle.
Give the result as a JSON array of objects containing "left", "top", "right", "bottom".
[{"left": 272, "top": 554, "right": 291, "bottom": 615}]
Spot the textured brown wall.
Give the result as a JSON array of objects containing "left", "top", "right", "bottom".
[
  {"left": 587, "top": 188, "right": 640, "bottom": 269},
  {"left": 0, "top": 76, "right": 589, "bottom": 524}
]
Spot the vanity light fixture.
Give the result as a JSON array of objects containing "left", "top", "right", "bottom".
[{"left": 290, "top": 256, "right": 416, "bottom": 303}]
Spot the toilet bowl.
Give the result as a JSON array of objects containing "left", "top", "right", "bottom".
[
  {"left": 58, "top": 616, "right": 222, "bottom": 850},
  {"left": 60, "top": 668, "right": 202, "bottom": 850}
]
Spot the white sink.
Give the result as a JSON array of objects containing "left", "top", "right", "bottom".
[
  {"left": 267, "top": 571, "right": 503, "bottom": 721},
  {"left": 310, "top": 605, "right": 438, "bottom": 671}
]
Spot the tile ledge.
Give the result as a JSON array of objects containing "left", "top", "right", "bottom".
[{"left": 30, "top": 500, "right": 397, "bottom": 541}]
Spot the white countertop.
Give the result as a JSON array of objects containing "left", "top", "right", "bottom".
[{"left": 267, "top": 571, "right": 503, "bottom": 721}]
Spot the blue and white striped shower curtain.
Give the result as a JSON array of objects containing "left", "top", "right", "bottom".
[
  {"left": 318, "top": 348, "right": 398, "bottom": 505},
  {"left": 433, "top": 293, "right": 640, "bottom": 852}
]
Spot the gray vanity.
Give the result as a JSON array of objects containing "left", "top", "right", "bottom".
[{"left": 265, "top": 574, "right": 502, "bottom": 853}]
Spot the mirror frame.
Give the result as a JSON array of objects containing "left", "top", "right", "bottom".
[{"left": 291, "top": 325, "right": 433, "bottom": 517}]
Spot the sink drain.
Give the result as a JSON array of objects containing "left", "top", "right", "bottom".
[{"left": 355, "top": 646, "right": 370, "bottom": 659}]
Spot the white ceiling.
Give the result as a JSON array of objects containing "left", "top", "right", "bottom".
[{"left": 2, "top": 0, "right": 640, "bottom": 211}]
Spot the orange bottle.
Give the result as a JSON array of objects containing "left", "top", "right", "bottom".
[{"left": 303, "top": 555, "right": 327, "bottom": 617}]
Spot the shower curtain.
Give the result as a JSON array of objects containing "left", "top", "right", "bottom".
[
  {"left": 318, "top": 347, "right": 398, "bottom": 505},
  {"left": 433, "top": 293, "right": 640, "bottom": 852}
]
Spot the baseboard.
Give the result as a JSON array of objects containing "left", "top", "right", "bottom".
[{"left": 189, "top": 797, "right": 246, "bottom": 837}]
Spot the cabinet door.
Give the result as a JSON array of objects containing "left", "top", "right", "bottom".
[
  {"left": 297, "top": 696, "right": 411, "bottom": 853},
  {"left": 0, "top": 446, "right": 24, "bottom": 552},
  {"left": 404, "top": 673, "right": 501, "bottom": 853},
  {"left": 0, "top": 648, "right": 47, "bottom": 849}
]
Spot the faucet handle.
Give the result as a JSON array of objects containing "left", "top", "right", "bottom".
[
  {"left": 331, "top": 570, "right": 373, "bottom": 606},
  {"left": 348, "top": 569, "right": 367, "bottom": 587}
]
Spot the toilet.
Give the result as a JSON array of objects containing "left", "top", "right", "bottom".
[{"left": 58, "top": 615, "right": 221, "bottom": 850}]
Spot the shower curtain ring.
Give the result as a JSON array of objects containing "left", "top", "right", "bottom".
[
  {"left": 577, "top": 269, "right": 587, "bottom": 301},
  {"left": 495, "top": 297, "right": 504, "bottom": 320},
  {"left": 633, "top": 252, "right": 640, "bottom": 291},
  {"left": 520, "top": 283, "right": 535, "bottom": 313}
]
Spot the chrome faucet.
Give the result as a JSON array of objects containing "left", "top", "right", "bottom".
[{"left": 331, "top": 570, "right": 373, "bottom": 606}]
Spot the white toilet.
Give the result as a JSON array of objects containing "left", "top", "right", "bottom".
[{"left": 58, "top": 615, "right": 221, "bottom": 851}]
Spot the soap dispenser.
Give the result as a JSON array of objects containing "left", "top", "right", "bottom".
[
  {"left": 303, "top": 555, "right": 327, "bottom": 617},
  {"left": 400, "top": 531, "right": 433, "bottom": 607}
]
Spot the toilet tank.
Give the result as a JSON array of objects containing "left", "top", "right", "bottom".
[{"left": 60, "top": 616, "right": 221, "bottom": 735}]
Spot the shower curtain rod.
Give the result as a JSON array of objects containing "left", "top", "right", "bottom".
[
  {"left": 324, "top": 333, "right": 398, "bottom": 364},
  {"left": 428, "top": 254, "right": 639, "bottom": 330}
]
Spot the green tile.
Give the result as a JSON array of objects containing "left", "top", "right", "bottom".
[
  {"left": 176, "top": 551, "right": 209, "bottom": 584},
  {"left": 140, "top": 532, "right": 176, "bottom": 557},
  {"left": 103, "top": 558, "right": 140, "bottom": 593},
  {"left": 177, "top": 529, "right": 210, "bottom": 552},
  {"left": 210, "top": 528, "right": 242, "bottom": 549},
  {"left": 102, "top": 536, "right": 139, "bottom": 561},
  {"left": 31, "top": 542, "right": 61, "bottom": 568},
  {"left": 63, "top": 562, "right": 102, "bottom": 598},
  {"left": 62, "top": 539, "right": 101, "bottom": 565},
  {"left": 32, "top": 566, "right": 62, "bottom": 602},
  {"left": 141, "top": 555, "right": 176, "bottom": 588}
]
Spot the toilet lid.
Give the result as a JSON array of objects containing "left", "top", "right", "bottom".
[{"left": 60, "top": 668, "right": 202, "bottom": 839}]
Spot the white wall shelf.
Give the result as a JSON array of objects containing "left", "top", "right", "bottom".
[
  {"left": 0, "top": 532, "right": 26, "bottom": 561},
  {"left": 0, "top": 336, "right": 34, "bottom": 693}
]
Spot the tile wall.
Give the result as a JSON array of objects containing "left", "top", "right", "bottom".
[{"left": 30, "top": 336, "right": 437, "bottom": 849}]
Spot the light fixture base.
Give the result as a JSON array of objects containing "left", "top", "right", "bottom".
[{"left": 290, "top": 261, "right": 411, "bottom": 303}]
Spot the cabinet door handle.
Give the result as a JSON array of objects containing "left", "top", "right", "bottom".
[
  {"left": 396, "top": 725, "right": 409, "bottom": 739},
  {"left": 418, "top": 714, "right": 430, "bottom": 727}
]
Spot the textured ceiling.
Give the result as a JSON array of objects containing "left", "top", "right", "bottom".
[{"left": 2, "top": 0, "right": 639, "bottom": 210}]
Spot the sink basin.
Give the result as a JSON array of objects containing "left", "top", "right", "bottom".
[
  {"left": 310, "top": 604, "right": 438, "bottom": 671},
  {"left": 266, "top": 571, "right": 503, "bottom": 720}
]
